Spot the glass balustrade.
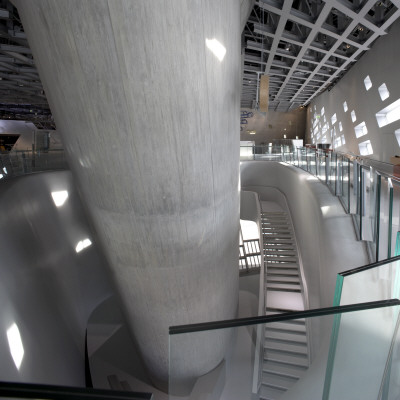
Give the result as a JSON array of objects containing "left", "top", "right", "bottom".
[
  {"left": 169, "top": 299, "right": 400, "bottom": 400},
  {"left": 333, "top": 256, "right": 400, "bottom": 307},
  {"left": 240, "top": 145, "right": 400, "bottom": 263},
  {"left": 0, "top": 149, "right": 68, "bottom": 178}
]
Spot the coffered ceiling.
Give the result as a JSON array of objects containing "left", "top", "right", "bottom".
[{"left": 241, "top": 0, "right": 400, "bottom": 112}]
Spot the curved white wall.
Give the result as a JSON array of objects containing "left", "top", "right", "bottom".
[
  {"left": 240, "top": 161, "right": 369, "bottom": 358},
  {"left": 241, "top": 161, "right": 368, "bottom": 307},
  {"left": 0, "top": 171, "right": 112, "bottom": 386}
]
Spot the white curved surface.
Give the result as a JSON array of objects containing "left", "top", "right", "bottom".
[
  {"left": 241, "top": 161, "right": 369, "bottom": 359},
  {"left": 0, "top": 171, "right": 112, "bottom": 385}
]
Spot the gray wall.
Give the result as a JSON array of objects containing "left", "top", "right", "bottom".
[
  {"left": 306, "top": 18, "right": 400, "bottom": 162},
  {"left": 241, "top": 107, "right": 307, "bottom": 145},
  {"left": 0, "top": 171, "right": 112, "bottom": 385}
]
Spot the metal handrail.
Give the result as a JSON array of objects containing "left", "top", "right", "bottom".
[{"left": 169, "top": 299, "right": 400, "bottom": 334}]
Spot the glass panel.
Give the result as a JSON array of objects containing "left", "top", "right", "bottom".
[
  {"left": 308, "top": 148, "right": 317, "bottom": 176},
  {"left": 349, "top": 160, "right": 358, "bottom": 215},
  {"left": 355, "top": 163, "right": 362, "bottom": 239},
  {"left": 169, "top": 302, "right": 400, "bottom": 400},
  {"left": 0, "top": 150, "right": 67, "bottom": 178},
  {"left": 383, "top": 313, "right": 400, "bottom": 400},
  {"left": 327, "top": 152, "right": 337, "bottom": 194},
  {"left": 336, "top": 259, "right": 400, "bottom": 306},
  {"left": 389, "top": 180, "right": 400, "bottom": 258},
  {"left": 379, "top": 178, "right": 393, "bottom": 261},
  {"left": 317, "top": 149, "right": 327, "bottom": 183},
  {"left": 323, "top": 305, "right": 400, "bottom": 400},
  {"left": 360, "top": 166, "right": 373, "bottom": 241},
  {"left": 337, "top": 155, "right": 351, "bottom": 213},
  {"left": 298, "top": 147, "right": 307, "bottom": 171},
  {"left": 239, "top": 146, "right": 254, "bottom": 161},
  {"left": 169, "top": 315, "right": 331, "bottom": 400}
]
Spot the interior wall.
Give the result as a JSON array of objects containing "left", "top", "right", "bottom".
[
  {"left": 240, "top": 107, "right": 307, "bottom": 145},
  {"left": 0, "top": 171, "right": 113, "bottom": 385},
  {"left": 240, "top": 161, "right": 369, "bottom": 367},
  {"left": 0, "top": 120, "right": 62, "bottom": 152},
  {"left": 306, "top": 18, "right": 400, "bottom": 162},
  {"left": 240, "top": 161, "right": 368, "bottom": 310}
]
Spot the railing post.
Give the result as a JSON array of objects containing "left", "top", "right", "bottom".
[
  {"left": 388, "top": 180, "right": 393, "bottom": 258},
  {"left": 375, "top": 173, "right": 381, "bottom": 262}
]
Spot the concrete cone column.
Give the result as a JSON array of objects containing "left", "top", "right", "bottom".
[{"left": 15, "top": 0, "right": 241, "bottom": 391}]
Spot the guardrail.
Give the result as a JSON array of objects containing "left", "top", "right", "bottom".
[
  {"left": 0, "top": 149, "right": 68, "bottom": 179},
  {"left": 240, "top": 145, "right": 400, "bottom": 263}
]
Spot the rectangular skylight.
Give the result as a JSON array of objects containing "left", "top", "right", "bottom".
[
  {"left": 376, "top": 98, "right": 400, "bottom": 127},
  {"left": 343, "top": 101, "right": 348, "bottom": 112},
  {"left": 331, "top": 114, "right": 337, "bottom": 124},
  {"left": 364, "top": 75, "right": 372, "bottom": 91},
  {"left": 395, "top": 129, "right": 400, "bottom": 147},
  {"left": 354, "top": 121, "right": 368, "bottom": 138},
  {"left": 339, "top": 121, "right": 343, "bottom": 132},
  {"left": 359, "top": 140, "right": 373, "bottom": 155},
  {"left": 335, "top": 136, "right": 342, "bottom": 147},
  {"left": 351, "top": 110, "right": 357, "bottom": 122},
  {"left": 378, "top": 83, "right": 390, "bottom": 101}
]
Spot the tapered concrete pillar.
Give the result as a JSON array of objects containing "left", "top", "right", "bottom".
[{"left": 14, "top": 0, "right": 240, "bottom": 390}]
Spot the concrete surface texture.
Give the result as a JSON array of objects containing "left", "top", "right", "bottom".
[{"left": 15, "top": 0, "right": 241, "bottom": 390}]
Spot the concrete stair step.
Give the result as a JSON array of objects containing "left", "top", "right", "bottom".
[
  {"left": 264, "top": 239, "right": 294, "bottom": 244},
  {"left": 266, "top": 322, "right": 307, "bottom": 334},
  {"left": 264, "top": 246, "right": 295, "bottom": 251},
  {"left": 267, "top": 281, "right": 301, "bottom": 291},
  {"left": 267, "top": 275, "right": 300, "bottom": 283},
  {"left": 262, "top": 223, "right": 290, "bottom": 228},
  {"left": 262, "top": 232, "right": 291, "bottom": 236},
  {"left": 267, "top": 270, "right": 299, "bottom": 278},
  {"left": 264, "top": 250, "right": 296, "bottom": 256},
  {"left": 263, "top": 358, "right": 308, "bottom": 374},
  {"left": 266, "top": 286, "right": 301, "bottom": 293},
  {"left": 260, "top": 383, "right": 286, "bottom": 400},
  {"left": 265, "top": 332, "right": 308, "bottom": 346},
  {"left": 265, "top": 315, "right": 306, "bottom": 327},
  {"left": 262, "top": 228, "right": 291, "bottom": 233},
  {"left": 264, "top": 349, "right": 308, "bottom": 366},
  {"left": 265, "top": 340, "right": 308, "bottom": 355},
  {"left": 265, "top": 291, "right": 305, "bottom": 311},
  {"left": 267, "top": 263, "right": 298, "bottom": 269},
  {"left": 266, "top": 261, "right": 298, "bottom": 266},
  {"left": 262, "top": 370, "right": 299, "bottom": 388}
]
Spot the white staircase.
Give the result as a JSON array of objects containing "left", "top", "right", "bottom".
[{"left": 260, "top": 211, "right": 309, "bottom": 400}]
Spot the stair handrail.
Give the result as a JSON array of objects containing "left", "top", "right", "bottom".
[
  {"left": 169, "top": 299, "right": 400, "bottom": 334},
  {"left": 251, "top": 192, "right": 265, "bottom": 396}
]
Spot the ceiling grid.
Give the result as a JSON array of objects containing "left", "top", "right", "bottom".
[{"left": 241, "top": 0, "right": 400, "bottom": 112}]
